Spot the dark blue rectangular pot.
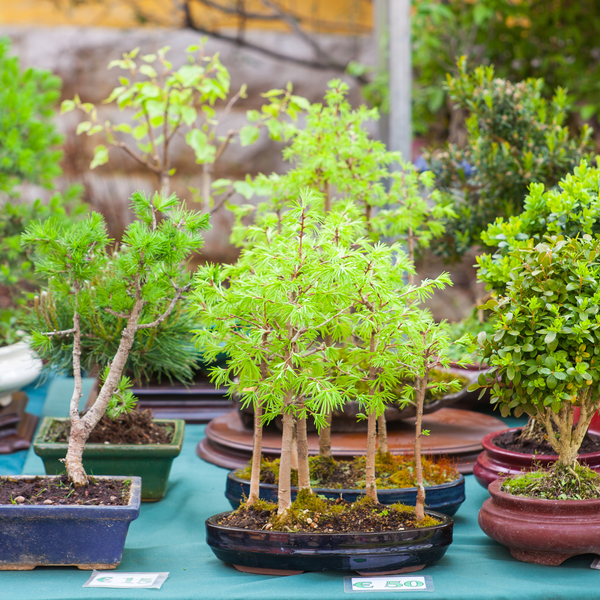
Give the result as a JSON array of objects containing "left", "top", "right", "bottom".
[
  {"left": 206, "top": 510, "right": 453, "bottom": 575},
  {"left": 0, "top": 475, "right": 141, "bottom": 570},
  {"left": 225, "top": 471, "right": 465, "bottom": 516}
]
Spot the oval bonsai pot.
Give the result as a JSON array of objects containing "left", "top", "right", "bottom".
[
  {"left": 473, "top": 428, "right": 600, "bottom": 489},
  {"left": 479, "top": 479, "right": 600, "bottom": 566},
  {"left": 225, "top": 470, "right": 465, "bottom": 516},
  {"left": 0, "top": 475, "right": 141, "bottom": 570},
  {"left": 206, "top": 510, "right": 453, "bottom": 575},
  {"left": 33, "top": 417, "right": 184, "bottom": 501}
]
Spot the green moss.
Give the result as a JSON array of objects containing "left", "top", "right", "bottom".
[{"left": 502, "top": 463, "right": 600, "bottom": 500}]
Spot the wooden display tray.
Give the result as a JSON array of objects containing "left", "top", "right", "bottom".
[
  {"left": 197, "top": 407, "right": 507, "bottom": 474},
  {"left": 0, "top": 391, "right": 39, "bottom": 454}
]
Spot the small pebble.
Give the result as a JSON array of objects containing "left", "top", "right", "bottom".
[
  {"left": 43, "top": 499, "right": 54, "bottom": 505},
  {"left": 306, "top": 517, "right": 313, "bottom": 524},
  {"left": 311, "top": 523, "right": 318, "bottom": 529},
  {"left": 264, "top": 523, "right": 273, "bottom": 530},
  {"left": 110, "top": 496, "right": 117, "bottom": 502},
  {"left": 14, "top": 496, "right": 25, "bottom": 504}
]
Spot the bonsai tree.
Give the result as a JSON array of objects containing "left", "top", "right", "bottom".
[
  {"left": 425, "top": 59, "right": 592, "bottom": 262},
  {"left": 230, "top": 80, "right": 455, "bottom": 457},
  {"left": 62, "top": 43, "right": 305, "bottom": 212},
  {"left": 476, "top": 235, "right": 600, "bottom": 469},
  {"left": 196, "top": 195, "right": 461, "bottom": 520},
  {"left": 477, "top": 160, "right": 600, "bottom": 296},
  {"left": 195, "top": 194, "right": 361, "bottom": 513},
  {"left": 24, "top": 191, "right": 209, "bottom": 486}
]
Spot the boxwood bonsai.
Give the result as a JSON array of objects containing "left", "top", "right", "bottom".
[
  {"left": 476, "top": 235, "right": 600, "bottom": 474},
  {"left": 24, "top": 191, "right": 208, "bottom": 486}
]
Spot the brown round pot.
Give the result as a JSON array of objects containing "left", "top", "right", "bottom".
[
  {"left": 473, "top": 428, "right": 600, "bottom": 489},
  {"left": 479, "top": 479, "right": 600, "bottom": 566}
]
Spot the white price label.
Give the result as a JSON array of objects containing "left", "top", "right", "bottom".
[
  {"left": 83, "top": 571, "right": 169, "bottom": 589},
  {"left": 344, "top": 575, "right": 433, "bottom": 593}
]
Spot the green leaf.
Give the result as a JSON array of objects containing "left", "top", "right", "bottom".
[
  {"left": 239, "top": 125, "right": 260, "bottom": 147},
  {"left": 186, "top": 130, "right": 215, "bottom": 164},
  {"left": 90, "top": 145, "right": 109, "bottom": 169}
]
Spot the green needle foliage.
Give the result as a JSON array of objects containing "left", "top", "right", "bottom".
[
  {"left": 230, "top": 80, "right": 453, "bottom": 260},
  {"left": 196, "top": 192, "right": 463, "bottom": 519},
  {"left": 23, "top": 190, "right": 209, "bottom": 485},
  {"left": 426, "top": 59, "right": 592, "bottom": 261},
  {"left": 475, "top": 235, "right": 600, "bottom": 468},
  {"left": 478, "top": 161, "right": 600, "bottom": 296}
]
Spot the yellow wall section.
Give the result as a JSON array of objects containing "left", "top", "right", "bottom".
[{"left": 0, "top": 0, "right": 372, "bottom": 34}]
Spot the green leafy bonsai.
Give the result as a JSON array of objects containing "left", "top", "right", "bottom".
[
  {"left": 426, "top": 59, "right": 592, "bottom": 262},
  {"left": 477, "top": 161, "right": 600, "bottom": 296},
  {"left": 24, "top": 191, "right": 209, "bottom": 486},
  {"left": 476, "top": 235, "right": 600, "bottom": 474}
]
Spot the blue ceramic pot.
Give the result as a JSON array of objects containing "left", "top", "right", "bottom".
[
  {"left": 225, "top": 471, "right": 465, "bottom": 516},
  {"left": 0, "top": 476, "right": 141, "bottom": 570},
  {"left": 206, "top": 510, "right": 453, "bottom": 574}
]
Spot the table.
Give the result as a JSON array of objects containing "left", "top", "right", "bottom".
[{"left": 3, "top": 379, "right": 599, "bottom": 600}]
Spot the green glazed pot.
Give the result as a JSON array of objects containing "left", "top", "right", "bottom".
[{"left": 33, "top": 417, "right": 184, "bottom": 502}]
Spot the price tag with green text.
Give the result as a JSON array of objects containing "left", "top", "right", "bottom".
[
  {"left": 83, "top": 571, "right": 169, "bottom": 589},
  {"left": 344, "top": 575, "right": 433, "bottom": 593}
]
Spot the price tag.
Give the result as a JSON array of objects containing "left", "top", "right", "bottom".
[
  {"left": 83, "top": 571, "right": 169, "bottom": 589},
  {"left": 344, "top": 575, "right": 433, "bottom": 593}
]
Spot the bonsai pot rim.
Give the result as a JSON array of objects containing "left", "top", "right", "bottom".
[
  {"left": 33, "top": 417, "right": 184, "bottom": 501},
  {"left": 0, "top": 475, "right": 141, "bottom": 570},
  {"left": 206, "top": 509, "right": 453, "bottom": 575},
  {"left": 479, "top": 478, "right": 600, "bottom": 565},
  {"left": 225, "top": 470, "right": 465, "bottom": 516},
  {"left": 473, "top": 428, "right": 600, "bottom": 489},
  {"left": 33, "top": 416, "right": 184, "bottom": 456}
]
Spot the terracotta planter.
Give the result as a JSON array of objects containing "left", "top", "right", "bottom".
[
  {"left": 0, "top": 475, "right": 141, "bottom": 570},
  {"left": 225, "top": 471, "right": 465, "bottom": 516},
  {"left": 206, "top": 510, "right": 453, "bottom": 575},
  {"left": 33, "top": 417, "right": 184, "bottom": 501},
  {"left": 479, "top": 479, "right": 600, "bottom": 565},
  {"left": 473, "top": 428, "right": 600, "bottom": 489}
]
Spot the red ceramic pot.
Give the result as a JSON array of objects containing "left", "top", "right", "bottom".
[
  {"left": 473, "top": 428, "right": 600, "bottom": 489},
  {"left": 479, "top": 479, "right": 600, "bottom": 566}
]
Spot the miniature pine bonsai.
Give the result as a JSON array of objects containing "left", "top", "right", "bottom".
[
  {"left": 24, "top": 191, "right": 208, "bottom": 486},
  {"left": 62, "top": 43, "right": 304, "bottom": 212},
  {"left": 476, "top": 235, "right": 600, "bottom": 473}
]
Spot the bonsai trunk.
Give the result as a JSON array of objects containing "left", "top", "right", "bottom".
[
  {"left": 318, "top": 411, "right": 332, "bottom": 457},
  {"left": 65, "top": 298, "right": 144, "bottom": 487},
  {"left": 365, "top": 407, "right": 379, "bottom": 502},
  {"left": 377, "top": 413, "right": 388, "bottom": 454},
  {"left": 296, "top": 411, "right": 311, "bottom": 492},
  {"left": 414, "top": 373, "right": 429, "bottom": 522},
  {"left": 247, "top": 401, "right": 264, "bottom": 505},
  {"left": 278, "top": 407, "right": 295, "bottom": 515},
  {"left": 539, "top": 394, "right": 598, "bottom": 468}
]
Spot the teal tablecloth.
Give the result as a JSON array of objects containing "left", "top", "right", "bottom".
[{"left": 4, "top": 379, "right": 600, "bottom": 599}]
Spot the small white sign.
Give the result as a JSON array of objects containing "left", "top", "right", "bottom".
[
  {"left": 591, "top": 557, "right": 600, "bottom": 570},
  {"left": 344, "top": 575, "right": 433, "bottom": 593},
  {"left": 83, "top": 571, "right": 169, "bottom": 589}
]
